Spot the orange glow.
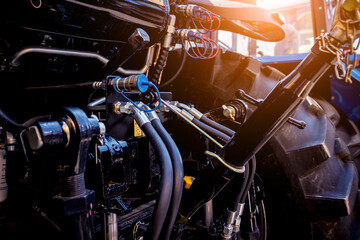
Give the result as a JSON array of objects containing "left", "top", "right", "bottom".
[{"left": 257, "top": 0, "right": 309, "bottom": 10}]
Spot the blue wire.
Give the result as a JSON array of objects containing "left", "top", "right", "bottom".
[
  {"left": 181, "top": 37, "right": 200, "bottom": 59},
  {"left": 112, "top": 78, "right": 161, "bottom": 112},
  {"left": 191, "top": 9, "right": 212, "bottom": 34}
]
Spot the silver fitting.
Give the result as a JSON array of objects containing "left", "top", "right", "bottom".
[
  {"left": 163, "top": 15, "right": 176, "bottom": 49},
  {"left": 223, "top": 209, "right": 237, "bottom": 239},
  {"left": 233, "top": 203, "right": 245, "bottom": 233},
  {"left": 222, "top": 105, "right": 236, "bottom": 121},
  {"left": 175, "top": 29, "right": 193, "bottom": 41},
  {"left": 5, "top": 132, "right": 16, "bottom": 152},
  {"left": 130, "top": 105, "right": 150, "bottom": 127},
  {"left": 91, "top": 115, "right": 106, "bottom": 135},
  {"left": 138, "top": 102, "right": 160, "bottom": 121},
  {"left": 189, "top": 108, "right": 203, "bottom": 120},
  {"left": 177, "top": 103, "right": 203, "bottom": 120},
  {"left": 92, "top": 81, "right": 105, "bottom": 90},
  {"left": 173, "top": 106, "right": 194, "bottom": 121},
  {"left": 112, "top": 102, "right": 133, "bottom": 115},
  {"left": 175, "top": 4, "right": 197, "bottom": 17}
]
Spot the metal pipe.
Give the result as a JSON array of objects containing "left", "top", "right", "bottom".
[
  {"left": 204, "top": 151, "right": 245, "bottom": 174},
  {"left": 104, "top": 213, "right": 118, "bottom": 240},
  {"left": 11, "top": 46, "right": 154, "bottom": 75},
  {"left": 204, "top": 200, "right": 213, "bottom": 227},
  {"left": 87, "top": 97, "right": 106, "bottom": 111}
]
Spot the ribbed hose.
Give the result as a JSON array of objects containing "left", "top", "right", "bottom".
[
  {"left": 152, "top": 119, "right": 184, "bottom": 240},
  {"left": 200, "top": 115, "right": 235, "bottom": 137},
  {"left": 0, "top": 108, "right": 26, "bottom": 134},
  {"left": 141, "top": 122, "right": 173, "bottom": 240},
  {"left": 59, "top": 173, "right": 86, "bottom": 197},
  {"left": 150, "top": 47, "right": 169, "bottom": 84},
  {"left": 192, "top": 118, "right": 231, "bottom": 142}
]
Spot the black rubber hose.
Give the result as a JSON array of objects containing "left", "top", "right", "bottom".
[
  {"left": 150, "top": 47, "right": 169, "bottom": 84},
  {"left": 141, "top": 122, "right": 174, "bottom": 240},
  {"left": 200, "top": 115, "right": 235, "bottom": 137},
  {"left": 152, "top": 119, "right": 184, "bottom": 240},
  {"left": 159, "top": 49, "right": 186, "bottom": 88},
  {"left": 0, "top": 108, "right": 26, "bottom": 134},
  {"left": 228, "top": 163, "right": 250, "bottom": 212},
  {"left": 240, "top": 156, "right": 256, "bottom": 204},
  {"left": 192, "top": 118, "right": 231, "bottom": 142}
]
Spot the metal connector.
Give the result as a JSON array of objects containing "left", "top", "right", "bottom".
[
  {"left": 174, "top": 4, "right": 197, "bottom": 17},
  {"left": 233, "top": 203, "right": 245, "bottom": 233},
  {"left": 163, "top": 15, "right": 176, "bottom": 49},
  {"left": 161, "top": 100, "right": 224, "bottom": 148},
  {"left": 172, "top": 106, "right": 194, "bottom": 121},
  {"left": 222, "top": 209, "right": 237, "bottom": 239},
  {"left": 129, "top": 104, "right": 150, "bottom": 127},
  {"left": 176, "top": 103, "right": 203, "bottom": 120},
  {"left": 138, "top": 103, "right": 160, "bottom": 121}
]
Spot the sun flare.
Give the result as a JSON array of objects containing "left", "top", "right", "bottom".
[{"left": 257, "top": 0, "right": 309, "bottom": 10}]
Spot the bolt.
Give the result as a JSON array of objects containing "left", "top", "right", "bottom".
[
  {"left": 223, "top": 224, "right": 233, "bottom": 239},
  {"left": 128, "top": 28, "right": 150, "bottom": 50},
  {"left": 112, "top": 102, "right": 121, "bottom": 115}
]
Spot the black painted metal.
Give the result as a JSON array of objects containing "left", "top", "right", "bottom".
[
  {"left": 1, "top": 0, "right": 169, "bottom": 45},
  {"left": 221, "top": 45, "right": 335, "bottom": 167}
]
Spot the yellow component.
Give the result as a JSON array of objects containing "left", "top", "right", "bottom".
[
  {"left": 134, "top": 120, "right": 142, "bottom": 137},
  {"left": 343, "top": 0, "right": 359, "bottom": 12},
  {"left": 184, "top": 176, "right": 195, "bottom": 189}
]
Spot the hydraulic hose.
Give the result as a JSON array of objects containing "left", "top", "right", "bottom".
[
  {"left": 159, "top": 49, "right": 186, "bottom": 88},
  {"left": 151, "top": 118, "right": 184, "bottom": 240},
  {"left": 176, "top": 103, "right": 235, "bottom": 137},
  {"left": 200, "top": 115, "right": 235, "bottom": 137},
  {"left": 150, "top": 47, "right": 169, "bottom": 84},
  {"left": 228, "top": 163, "right": 250, "bottom": 212},
  {"left": 192, "top": 118, "right": 231, "bottom": 142},
  {"left": 239, "top": 157, "right": 256, "bottom": 204},
  {"left": 0, "top": 108, "right": 26, "bottom": 134},
  {"left": 227, "top": 157, "right": 256, "bottom": 213},
  {"left": 140, "top": 122, "right": 174, "bottom": 240}
]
